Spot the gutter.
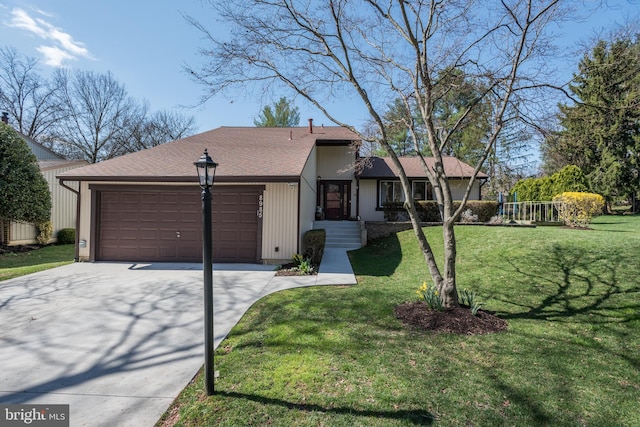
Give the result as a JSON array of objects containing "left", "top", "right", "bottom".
[{"left": 58, "top": 178, "right": 81, "bottom": 262}]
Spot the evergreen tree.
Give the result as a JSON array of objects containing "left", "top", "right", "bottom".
[
  {"left": 0, "top": 123, "right": 51, "bottom": 225},
  {"left": 549, "top": 37, "right": 640, "bottom": 202},
  {"left": 254, "top": 97, "right": 301, "bottom": 127},
  {"left": 433, "top": 68, "right": 493, "bottom": 166}
]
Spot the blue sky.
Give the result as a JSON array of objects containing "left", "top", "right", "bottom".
[{"left": 0, "top": 0, "right": 637, "bottom": 134}]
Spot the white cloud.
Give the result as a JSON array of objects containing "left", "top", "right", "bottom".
[
  {"left": 9, "top": 7, "right": 93, "bottom": 67},
  {"left": 36, "top": 45, "right": 75, "bottom": 67}
]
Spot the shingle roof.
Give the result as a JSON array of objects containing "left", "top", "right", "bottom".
[
  {"left": 39, "top": 159, "right": 88, "bottom": 172},
  {"left": 358, "top": 156, "right": 487, "bottom": 179},
  {"left": 58, "top": 126, "right": 360, "bottom": 182}
]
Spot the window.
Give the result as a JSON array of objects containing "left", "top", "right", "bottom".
[
  {"left": 379, "top": 180, "right": 404, "bottom": 206},
  {"left": 411, "top": 181, "right": 432, "bottom": 201},
  {"left": 379, "top": 180, "right": 433, "bottom": 207}
]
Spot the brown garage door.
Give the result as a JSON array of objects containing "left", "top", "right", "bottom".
[{"left": 96, "top": 186, "right": 262, "bottom": 263}]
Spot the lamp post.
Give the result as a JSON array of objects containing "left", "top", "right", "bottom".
[{"left": 194, "top": 149, "right": 218, "bottom": 396}]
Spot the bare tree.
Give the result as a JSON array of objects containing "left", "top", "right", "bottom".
[
  {"left": 0, "top": 47, "right": 62, "bottom": 140},
  {"left": 53, "top": 69, "right": 144, "bottom": 163},
  {"left": 127, "top": 109, "right": 197, "bottom": 152},
  {"left": 188, "top": 0, "right": 567, "bottom": 307}
]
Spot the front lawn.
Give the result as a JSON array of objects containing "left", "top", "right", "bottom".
[
  {"left": 159, "top": 216, "right": 640, "bottom": 426},
  {"left": 0, "top": 244, "right": 75, "bottom": 281}
]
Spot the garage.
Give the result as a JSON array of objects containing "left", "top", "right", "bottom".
[{"left": 94, "top": 186, "right": 263, "bottom": 263}]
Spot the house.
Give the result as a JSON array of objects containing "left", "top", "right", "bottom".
[
  {"left": 57, "top": 121, "right": 486, "bottom": 264},
  {"left": 0, "top": 113, "right": 87, "bottom": 245}
]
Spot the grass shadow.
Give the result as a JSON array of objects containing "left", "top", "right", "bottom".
[
  {"left": 215, "top": 391, "right": 434, "bottom": 425},
  {"left": 492, "top": 242, "right": 640, "bottom": 322},
  {"left": 349, "top": 234, "right": 403, "bottom": 276}
]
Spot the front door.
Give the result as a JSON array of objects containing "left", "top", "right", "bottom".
[{"left": 321, "top": 181, "right": 350, "bottom": 220}]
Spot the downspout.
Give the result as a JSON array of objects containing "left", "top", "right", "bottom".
[{"left": 59, "top": 178, "right": 81, "bottom": 262}]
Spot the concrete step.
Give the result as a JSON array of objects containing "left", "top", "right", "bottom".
[{"left": 313, "top": 221, "right": 362, "bottom": 249}]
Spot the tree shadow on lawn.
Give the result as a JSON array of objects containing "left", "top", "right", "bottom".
[
  {"left": 490, "top": 242, "right": 640, "bottom": 323},
  {"left": 215, "top": 391, "right": 435, "bottom": 425},
  {"left": 483, "top": 242, "right": 640, "bottom": 372}
]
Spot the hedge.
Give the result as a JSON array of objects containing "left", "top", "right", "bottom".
[
  {"left": 303, "top": 229, "right": 326, "bottom": 265},
  {"left": 382, "top": 200, "right": 499, "bottom": 223}
]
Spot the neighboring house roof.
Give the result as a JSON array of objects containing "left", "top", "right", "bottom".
[
  {"left": 39, "top": 159, "right": 88, "bottom": 172},
  {"left": 19, "top": 133, "right": 65, "bottom": 161},
  {"left": 358, "top": 156, "right": 488, "bottom": 179},
  {"left": 58, "top": 126, "right": 360, "bottom": 183}
]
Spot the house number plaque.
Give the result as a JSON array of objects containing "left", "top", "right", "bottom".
[{"left": 257, "top": 194, "right": 264, "bottom": 219}]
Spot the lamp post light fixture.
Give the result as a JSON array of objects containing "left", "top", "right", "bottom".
[{"left": 194, "top": 149, "right": 218, "bottom": 396}]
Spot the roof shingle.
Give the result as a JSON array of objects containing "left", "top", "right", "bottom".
[
  {"left": 358, "top": 156, "right": 487, "bottom": 179},
  {"left": 58, "top": 126, "right": 359, "bottom": 182}
]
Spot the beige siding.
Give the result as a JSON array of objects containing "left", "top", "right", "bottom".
[
  {"left": 77, "top": 181, "right": 92, "bottom": 260},
  {"left": 450, "top": 179, "right": 482, "bottom": 200},
  {"left": 299, "top": 147, "right": 318, "bottom": 244},
  {"left": 359, "top": 180, "right": 385, "bottom": 221},
  {"left": 9, "top": 165, "right": 82, "bottom": 245},
  {"left": 317, "top": 146, "right": 356, "bottom": 179},
  {"left": 261, "top": 182, "right": 298, "bottom": 263}
]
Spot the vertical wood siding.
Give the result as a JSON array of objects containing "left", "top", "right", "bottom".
[
  {"left": 359, "top": 180, "right": 385, "bottom": 221},
  {"left": 316, "top": 146, "right": 355, "bottom": 179},
  {"left": 10, "top": 165, "right": 81, "bottom": 244},
  {"left": 261, "top": 182, "right": 298, "bottom": 262},
  {"left": 299, "top": 147, "right": 318, "bottom": 245}
]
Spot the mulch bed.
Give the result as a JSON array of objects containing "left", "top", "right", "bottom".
[
  {"left": 275, "top": 262, "right": 318, "bottom": 277},
  {"left": 395, "top": 302, "right": 508, "bottom": 335},
  {"left": 0, "top": 245, "right": 42, "bottom": 256}
]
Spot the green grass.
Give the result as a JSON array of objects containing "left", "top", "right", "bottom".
[
  {"left": 159, "top": 216, "right": 640, "bottom": 426},
  {"left": 0, "top": 244, "right": 75, "bottom": 281}
]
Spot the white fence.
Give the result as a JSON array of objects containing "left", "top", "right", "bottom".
[{"left": 501, "top": 201, "right": 564, "bottom": 224}]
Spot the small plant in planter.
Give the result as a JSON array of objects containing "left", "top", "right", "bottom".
[{"left": 276, "top": 254, "right": 317, "bottom": 276}]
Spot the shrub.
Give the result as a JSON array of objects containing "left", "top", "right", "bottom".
[
  {"left": 415, "top": 201, "right": 442, "bottom": 222},
  {"left": 303, "top": 229, "right": 326, "bottom": 265},
  {"left": 460, "top": 209, "right": 478, "bottom": 223},
  {"left": 36, "top": 221, "right": 53, "bottom": 245},
  {"left": 0, "top": 123, "right": 51, "bottom": 224},
  {"left": 382, "top": 202, "right": 409, "bottom": 221},
  {"left": 511, "top": 165, "right": 589, "bottom": 201},
  {"left": 464, "top": 201, "right": 499, "bottom": 222},
  {"left": 553, "top": 192, "right": 605, "bottom": 228},
  {"left": 57, "top": 228, "right": 76, "bottom": 244}
]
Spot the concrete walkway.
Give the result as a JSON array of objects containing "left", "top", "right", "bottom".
[{"left": 0, "top": 249, "right": 356, "bottom": 427}]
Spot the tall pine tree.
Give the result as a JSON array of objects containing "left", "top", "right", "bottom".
[{"left": 549, "top": 37, "right": 640, "bottom": 204}]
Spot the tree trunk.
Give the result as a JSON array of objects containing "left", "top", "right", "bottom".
[{"left": 441, "top": 219, "right": 460, "bottom": 307}]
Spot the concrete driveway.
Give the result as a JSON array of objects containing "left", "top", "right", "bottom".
[{"left": 0, "top": 250, "right": 356, "bottom": 426}]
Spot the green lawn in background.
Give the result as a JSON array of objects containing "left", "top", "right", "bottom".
[
  {"left": 0, "top": 244, "right": 74, "bottom": 281},
  {"left": 161, "top": 215, "right": 639, "bottom": 426}
]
